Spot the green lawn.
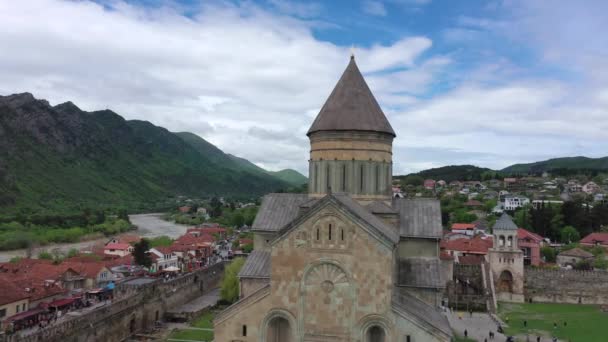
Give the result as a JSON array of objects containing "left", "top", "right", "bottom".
[
  {"left": 167, "top": 311, "right": 215, "bottom": 341},
  {"left": 498, "top": 302, "right": 608, "bottom": 341},
  {"left": 168, "top": 328, "right": 213, "bottom": 341},
  {"left": 454, "top": 336, "right": 476, "bottom": 342},
  {"left": 192, "top": 312, "right": 214, "bottom": 329}
]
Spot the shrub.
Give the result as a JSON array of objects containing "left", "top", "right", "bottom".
[{"left": 541, "top": 246, "right": 556, "bottom": 263}]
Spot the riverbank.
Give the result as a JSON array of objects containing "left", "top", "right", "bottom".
[{"left": 0, "top": 213, "right": 189, "bottom": 262}]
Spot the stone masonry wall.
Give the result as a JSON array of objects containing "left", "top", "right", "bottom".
[
  {"left": 6, "top": 262, "right": 224, "bottom": 342},
  {"left": 524, "top": 268, "right": 608, "bottom": 304},
  {"left": 447, "top": 264, "right": 487, "bottom": 311}
]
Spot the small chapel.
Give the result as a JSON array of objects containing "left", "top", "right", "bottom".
[{"left": 214, "top": 56, "right": 453, "bottom": 342}]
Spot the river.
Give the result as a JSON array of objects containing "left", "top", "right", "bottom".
[{"left": 0, "top": 213, "right": 189, "bottom": 263}]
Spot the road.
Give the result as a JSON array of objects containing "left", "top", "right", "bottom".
[{"left": 0, "top": 213, "right": 189, "bottom": 262}]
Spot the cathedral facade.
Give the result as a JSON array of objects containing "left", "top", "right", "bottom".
[{"left": 214, "top": 57, "right": 452, "bottom": 342}]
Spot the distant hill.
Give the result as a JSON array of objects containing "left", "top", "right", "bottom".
[
  {"left": 501, "top": 156, "right": 608, "bottom": 174},
  {"left": 0, "top": 93, "right": 301, "bottom": 214},
  {"left": 177, "top": 132, "right": 306, "bottom": 187},
  {"left": 396, "top": 165, "right": 496, "bottom": 183},
  {"left": 268, "top": 169, "right": 308, "bottom": 186}
]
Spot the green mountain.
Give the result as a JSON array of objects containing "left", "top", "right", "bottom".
[
  {"left": 176, "top": 132, "right": 306, "bottom": 187},
  {"left": 501, "top": 156, "right": 608, "bottom": 174},
  {"left": 268, "top": 169, "right": 308, "bottom": 186},
  {"left": 397, "top": 165, "right": 496, "bottom": 183},
  {"left": 0, "top": 93, "right": 301, "bottom": 214}
]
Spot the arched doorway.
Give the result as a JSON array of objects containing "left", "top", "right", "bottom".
[
  {"left": 366, "top": 325, "right": 386, "bottom": 342},
  {"left": 129, "top": 317, "right": 136, "bottom": 333},
  {"left": 498, "top": 270, "right": 513, "bottom": 293},
  {"left": 266, "top": 316, "right": 291, "bottom": 342}
]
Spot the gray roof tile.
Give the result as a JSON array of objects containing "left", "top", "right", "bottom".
[
  {"left": 493, "top": 213, "right": 518, "bottom": 230},
  {"left": 307, "top": 57, "right": 395, "bottom": 137},
  {"left": 393, "top": 198, "right": 443, "bottom": 239},
  {"left": 397, "top": 258, "right": 444, "bottom": 288},
  {"left": 252, "top": 193, "right": 310, "bottom": 232},
  {"left": 365, "top": 201, "right": 397, "bottom": 214},
  {"left": 238, "top": 250, "right": 271, "bottom": 279},
  {"left": 332, "top": 193, "right": 399, "bottom": 244},
  {"left": 392, "top": 288, "right": 452, "bottom": 337}
]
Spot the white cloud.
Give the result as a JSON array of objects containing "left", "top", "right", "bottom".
[
  {"left": 0, "top": 0, "right": 436, "bottom": 174},
  {"left": 1, "top": 0, "right": 607, "bottom": 177},
  {"left": 362, "top": 1, "right": 387, "bottom": 16}
]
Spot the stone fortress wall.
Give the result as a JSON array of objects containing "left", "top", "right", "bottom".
[
  {"left": 5, "top": 262, "right": 225, "bottom": 342},
  {"left": 524, "top": 267, "right": 608, "bottom": 304}
]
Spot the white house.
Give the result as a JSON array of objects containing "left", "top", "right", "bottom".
[
  {"left": 504, "top": 195, "right": 530, "bottom": 211},
  {"left": 582, "top": 182, "right": 600, "bottom": 194},
  {"left": 149, "top": 247, "right": 179, "bottom": 272},
  {"left": 103, "top": 243, "right": 134, "bottom": 257}
]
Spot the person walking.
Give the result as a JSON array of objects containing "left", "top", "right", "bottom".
[
  {"left": 524, "top": 320, "right": 528, "bottom": 327},
  {"left": 464, "top": 329, "right": 468, "bottom": 338},
  {"left": 537, "top": 335, "right": 541, "bottom": 342}
]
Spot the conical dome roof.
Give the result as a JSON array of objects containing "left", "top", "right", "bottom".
[
  {"left": 307, "top": 56, "right": 395, "bottom": 137},
  {"left": 493, "top": 213, "right": 518, "bottom": 230}
]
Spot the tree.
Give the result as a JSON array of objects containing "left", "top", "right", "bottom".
[
  {"left": 574, "top": 259, "right": 593, "bottom": 270},
  {"left": 67, "top": 248, "right": 80, "bottom": 258},
  {"left": 452, "top": 209, "right": 477, "bottom": 223},
  {"left": 594, "top": 257, "right": 608, "bottom": 270},
  {"left": 242, "top": 244, "right": 254, "bottom": 254},
  {"left": 133, "top": 239, "right": 152, "bottom": 268},
  {"left": 540, "top": 246, "right": 556, "bottom": 263},
  {"left": 560, "top": 226, "right": 580, "bottom": 244},
  {"left": 232, "top": 212, "right": 245, "bottom": 228},
  {"left": 38, "top": 251, "right": 53, "bottom": 260},
  {"left": 220, "top": 257, "right": 246, "bottom": 303}
]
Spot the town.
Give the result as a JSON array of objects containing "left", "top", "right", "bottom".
[{"left": 0, "top": 219, "right": 247, "bottom": 340}]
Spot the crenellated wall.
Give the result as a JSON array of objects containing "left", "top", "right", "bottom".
[
  {"left": 524, "top": 268, "right": 608, "bottom": 304},
  {"left": 6, "top": 262, "right": 225, "bottom": 342}
]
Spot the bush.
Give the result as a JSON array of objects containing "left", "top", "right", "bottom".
[
  {"left": 67, "top": 248, "right": 80, "bottom": 258},
  {"left": 541, "top": 246, "right": 556, "bottom": 263},
  {"left": 38, "top": 251, "right": 53, "bottom": 260},
  {"left": 220, "top": 258, "right": 245, "bottom": 303},
  {"left": 594, "top": 257, "right": 608, "bottom": 270}
]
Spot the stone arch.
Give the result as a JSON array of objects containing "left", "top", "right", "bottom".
[
  {"left": 498, "top": 270, "right": 513, "bottom": 293},
  {"left": 259, "top": 308, "right": 297, "bottom": 342},
  {"left": 299, "top": 259, "right": 355, "bottom": 338},
  {"left": 357, "top": 314, "right": 392, "bottom": 342},
  {"left": 499, "top": 235, "right": 505, "bottom": 247}
]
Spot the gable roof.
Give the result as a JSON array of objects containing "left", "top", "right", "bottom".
[
  {"left": 393, "top": 198, "right": 443, "bottom": 239},
  {"left": 252, "top": 193, "right": 310, "bottom": 232},
  {"left": 276, "top": 193, "right": 399, "bottom": 246},
  {"left": 559, "top": 247, "right": 593, "bottom": 258},
  {"left": 517, "top": 228, "right": 543, "bottom": 242},
  {"left": 493, "top": 213, "right": 518, "bottom": 230},
  {"left": 307, "top": 56, "right": 395, "bottom": 137},
  {"left": 581, "top": 232, "right": 608, "bottom": 245},
  {"left": 238, "top": 250, "right": 271, "bottom": 279}
]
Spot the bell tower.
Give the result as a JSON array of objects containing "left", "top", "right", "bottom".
[
  {"left": 488, "top": 213, "right": 525, "bottom": 303},
  {"left": 307, "top": 56, "right": 395, "bottom": 203}
]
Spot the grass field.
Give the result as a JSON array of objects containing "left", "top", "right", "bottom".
[
  {"left": 498, "top": 302, "right": 608, "bottom": 341},
  {"left": 167, "top": 311, "right": 215, "bottom": 341}
]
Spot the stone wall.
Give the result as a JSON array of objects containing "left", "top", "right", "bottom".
[
  {"left": 447, "top": 264, "right": 488, "bottom": 311},
  {"left": 6, "top": 262, "right": 225, "bottom": 342},
  {"left": 524, "top": 268, "right": 608, "bottom": 304}
]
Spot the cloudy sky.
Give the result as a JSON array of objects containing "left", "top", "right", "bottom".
[{"left": 1, "top": 0, "right": 607, "bottom": 175}]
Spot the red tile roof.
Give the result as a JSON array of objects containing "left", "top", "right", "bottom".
[
  {"left": 451, "top": 223, "right": 476, "bottom": 230},
  {"left": 517, "top": 228, "right": 543, "bottom": 243},
  {"left": 441, "top": 235, "right": 493, "bottom": 255},
  {"left": 581, "top": 232, "right": 608, "bottom": 245},
  {"left": 464, "top": 200, "right": 483, "bottom": 207},
  {"left": 458, "top": 255, "right": 485, "bottom": 265},
  {"left": 104, "top": 243, "right": 131, "bottom": 250}
]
